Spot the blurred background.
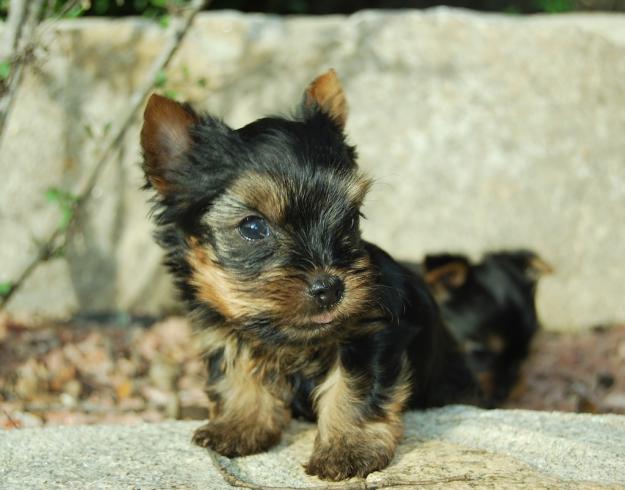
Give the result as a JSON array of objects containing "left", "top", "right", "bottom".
[
  {"left": 3, "top": 0, "right": 625, "bottom": 18},
  {"left": 1, "top": 0, "right": 624, "bottom": 429}
]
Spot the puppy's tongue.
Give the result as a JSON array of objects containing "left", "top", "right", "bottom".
[{"left": 310, "top": 312, "right": 335, "bottom": 324}]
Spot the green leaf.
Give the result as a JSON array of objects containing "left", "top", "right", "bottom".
[
  {"left": 159, "top": 14, "right": 170, "bottom": 28},
  {"left": 93, "top": 0, "right": 110, "bottom": 15},
  {"left": 84, "top": 124, "right": 94, "bottom": 138},
  {"left": 0, "top": 282, "right": 12, "bottom": 297},
  {"left": 154, "top": 70, "right": 167, "bottom": 88},
  {"left": 181, "top": 65, "right": 191, "bottom": 80},
  {"left": 60, "top": 207, "right": 74, "bottom": 229},
  {"left": 0, "top": 61, "right": 10, "bottom": 81},
  {"left": 65, "top": 5, "right": 84, "bottom": 18},
  {"left": 133, "top": 0, "right": 149, "bottom": 11},
  {"left": 45, "top": 187, "right": 77, "bottom": 204},
  {"left": 163, "top": 89, "right": 179, "bottom": 99},
  {"left": 45, "top": 187, "right": 78, "bottom": 230},
  {"left": 45, "top": 188, "right": 62, "bottom": 203},
  {"left": 536, "top": 0, "right": 573, "bottom": 12}
]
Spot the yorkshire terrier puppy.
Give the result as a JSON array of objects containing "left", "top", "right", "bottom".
[
  {"left": 140, "top": 70, "right": 477, "bottom": 481},
  {"left": 423, "top": 250, "right": 552, "bottom": 405}
]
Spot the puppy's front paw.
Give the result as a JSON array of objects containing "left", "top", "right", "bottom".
[
  {"left": 304, "top": 439, "right": 393, "bottom": 481},
  {"left": 192, "top": 421, "right": 281, "bottom": 457}
]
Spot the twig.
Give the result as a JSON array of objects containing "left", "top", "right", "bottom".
[
  {"left": 1, "top": 0, "right": 29, "bottom": 59},
  {"left": 0, "top": 0, "right": 45, "bottom": 142},
  {"left": 2, "top": 408, "right": 21, "bottom": 429},
  {"left": 207, "top": 449, "right": 475, "bottom": 489},
  {"left": 0, "top": 0, "right": 209, "bottom": 311},
  {"left": 78, "top": 0, "right": 208, "bottom": 205},
  {"left": 1, "top": 0, "right": 87, "bottom": 144}
]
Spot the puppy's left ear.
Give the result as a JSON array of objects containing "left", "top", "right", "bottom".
[
  {"left": 303, "top": 69, "right": 348, "bottom": 129},
  {"left": 141, "top": 93, "right": 199, "bottom": 194},
  {"left": 424, "top": 254, "right": 471, "bottom": 301}
]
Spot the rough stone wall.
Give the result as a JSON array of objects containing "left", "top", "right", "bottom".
[{"left": 1, "top": 10, "right": 624, "bottom": 329}]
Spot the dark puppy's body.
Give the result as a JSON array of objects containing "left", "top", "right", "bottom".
[
  {"left": 140, "top": 70, "right": 477, "bottom": 481},
  {"left": 423, "top": 251, "right": 552, "bottom": 405}
]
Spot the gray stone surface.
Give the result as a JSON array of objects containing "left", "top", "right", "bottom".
[
  {"left": 1, "top": 406, "right": 624, "bottom": 488},
  {"left": 0, "top": 421, "right": 231, "bottom": 489},
  {"left": 1, "top": 10, "right": 624, "bottom": 329}
]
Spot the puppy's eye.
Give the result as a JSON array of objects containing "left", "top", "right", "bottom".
[{"left": 238, "top": 216, "right": 270, "bottom": 241}]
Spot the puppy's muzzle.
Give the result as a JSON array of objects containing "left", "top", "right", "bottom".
[{"left": 309, "top": 274, "right": 344, "bottom": 309}]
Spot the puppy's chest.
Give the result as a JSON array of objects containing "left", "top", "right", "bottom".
[
  {"left": 251, "top": 342, "right": 336, "bottom": 380},
  {"left": 198, "top": 327, "right": 335, "bottom": 380}
]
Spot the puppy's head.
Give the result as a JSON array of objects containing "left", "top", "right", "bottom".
[
  {"left": 141, "top": 70, "right": 374, "bottom": 343},
  {"left": 424, "top": 250, "right": 552, "bottom": 327}
]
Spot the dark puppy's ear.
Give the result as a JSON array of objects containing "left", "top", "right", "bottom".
[
  {"left": 526, "top": 254, "right": 554, "bottom": 280},
  {"left": 424, "top": 254, "right": 471, "bottom": 298},
  {"left": 496, "top": 250, "right": 554, "bottom": 281},
  {"left": 141, "top": 93, "right": 199, "bottom": 194},
  {"left": 303, "top": 69, "right": 348, "bottom": 129}
]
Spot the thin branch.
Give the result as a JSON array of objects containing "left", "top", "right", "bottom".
[
  {"left": 79, "top": 0, "right": 208, "bottom": 204},
  {"left": 1, "top": 0, "right": 29, "bottom": 59},
  {"left": 0, "top": 0, "right": 209, "bottom": 311},
  {"left": 0, "top": 0, "right": 45, "bottom": 142},
  {"left": 2, "top": 409, "right": 21, "bottom": 429},
  {"left": 208, "top": 449, "right": 475, "bottom": 489}
]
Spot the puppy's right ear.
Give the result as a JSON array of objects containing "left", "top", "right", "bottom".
[
  {"left": 526, "top": 254, "right": 554, "bottom": 281},
  {"left": 141, "top": 93, "right": 199, "bottom": 194}
]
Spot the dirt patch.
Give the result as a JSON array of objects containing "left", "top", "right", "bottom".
[{"left": 1, "top": 315, "right": 624, "bottom": 429}]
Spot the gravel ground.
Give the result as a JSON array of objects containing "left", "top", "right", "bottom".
[{"left": 1, "top": 314, "right": 624, "bottom": 429}]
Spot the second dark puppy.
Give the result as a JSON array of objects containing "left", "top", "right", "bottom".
[
  {"left": 423, "top": 251, "right": 552, "bottom": 404},
  {"left": 140, "top": 70, "right": 477, "bottom": 480}
]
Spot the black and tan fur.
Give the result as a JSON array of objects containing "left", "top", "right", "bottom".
[
  {"left": 140, "top": 70, "right": 477, "bottom": 480},
  {"left": 423, "top": 250, "right": 552, "bottom": 405}
]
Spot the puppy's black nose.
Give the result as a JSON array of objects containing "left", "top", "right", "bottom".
[{"left": 309, "top": 275, "right": 344, "bottom": 309}]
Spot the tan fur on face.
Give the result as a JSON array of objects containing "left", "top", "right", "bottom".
[
  {"left": 226, "top": 171, "right": 371, "bottom": 224},
  {"left": 321, "top": 256, "right": 375, "bottom": 324},
  {"left": 188, "top": 240, "right": 312, "bottom": 325},
  {"left": 187, "top": 238, "right": 245, "bottom": 320},
  {"left": 229, "top": 172, "right": 289, "bottom": 225},
  {"left": 188, "top": 231, "right": 309, "bottom": 324},
  {"left": 187, "top": 238, "right": 375, "bottom": 340}
]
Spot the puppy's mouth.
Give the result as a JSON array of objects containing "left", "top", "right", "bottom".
[{"left": 309, "top": 311, "right": 337, "bottom": 325}]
